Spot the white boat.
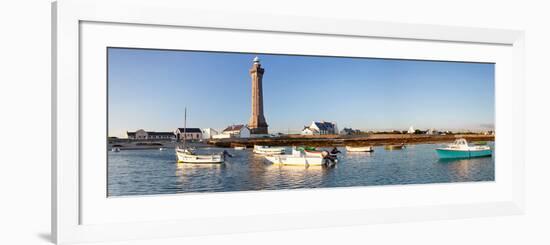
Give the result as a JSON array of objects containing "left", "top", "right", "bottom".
[
  {"left": 265, "top": 148, "right": 331, "bottom": 166},
  {"left": 159, "top": 147, "right": 165, "bottom": 151},
  {"left": 345, "top": 146, "right": 374, "bottom": 152},
  {"left": 111, "top": 147, "right": 120, "bottom": 152},
  {"left": 175, "top": 108, "right": 228, "bottom": 164},
  {"left": 234, "top": 146, "right": 246, "bottom": 150},
  {"left": 253, "top": 145, "right": 285, "bottom": 155},
  {"left": 436, "top": 138, "right": 492, "bottom": 159},
  {"left": 176, "top": 148, "right": 225, "bottom": 164}
]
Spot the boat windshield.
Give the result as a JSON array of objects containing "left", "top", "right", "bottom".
[
  {"left": 453, "top": 138, "right": 468, "bottom": 146},
  {"left": 449, "top": 139, "right": 468, "bottom": 148}
]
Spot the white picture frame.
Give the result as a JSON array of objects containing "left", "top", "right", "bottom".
[{"left": 52, "top": 0, "right": 525, "bottom": 244}]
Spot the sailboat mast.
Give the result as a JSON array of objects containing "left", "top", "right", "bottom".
[{"left": 183, "top": 107, "right": 187, "bottom": 148}]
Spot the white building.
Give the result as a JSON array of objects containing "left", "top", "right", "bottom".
[
  {"left": 407, "top": 126, "right": 415, "bottom": 134},
  {"left": 127, "top": 129, "right": 176, "bottom": 140},
  {"left": 426, "top": 128, "right": 436, "bottom": 135},
  {"left": 301, "top": 121, "right": 338, "bottom": 135},
  {"left": 201, "top": 128, "right": 219, "bottom": 139},
  {"left": 212, "top": 124, "right": 250, "bottom": 139},
  {"left": 301, "top": 127, "right": 317, "bottom": 135},
  {"left": 174, "top": 128, "right": 203, "bottom": 141}
]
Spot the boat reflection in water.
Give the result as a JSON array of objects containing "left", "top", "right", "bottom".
[
  {"left": 436, "top": 158, "right": 478, "bottom": 181},
  {"left": 176, "top": 162, "right": 225, "bottom": 172},
  {"left": 262, "top": 164, "right": 328, "bottom": 189},
  {"left": 107, "top": 143, "right": 495, "bottom": 196}
]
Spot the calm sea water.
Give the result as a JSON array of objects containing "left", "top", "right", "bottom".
[{"left": 107, "top": 143, "right": 495, "bottom": 196}]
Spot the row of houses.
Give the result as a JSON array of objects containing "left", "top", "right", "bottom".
[
  {"left": 126, "top": 124, "right": 251, "bottom": 141},
  {"left": 299, "top": 123, "right": 491, "bottom": 136},
  {"left": 126, "top": 123, "right": 490, "bottom": 140},
  {"left": 127, "top": 121, "right": 342, "bottom": 140}
]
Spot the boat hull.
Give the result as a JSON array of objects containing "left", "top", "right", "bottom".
[
  {"left": 176, "top": 151, "right": 224, "bottom": 164},
  {"left": 304, "top": 150, "right": 323, "bottom": 157},
  {"left": 345, "top": 146, "right": 373, "bottom": 152},
  {"left": 253, "top": 150, "right": 285, "bottom": 155},
  {"left": 436, "top": 148, "right": 492, "bottom": 159},
  {"left": 265, "top": 155, "right": 326, "bottom": 166},
  {"left": 253, "top": 146, "right": 285, "bottom": 155},
  {"left": 385, "top": 145, "right": 404, "bottom": 150}
]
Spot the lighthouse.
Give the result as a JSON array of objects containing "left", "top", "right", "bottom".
[{"left": 248, "top": 56, "right": 269, "bottom": 135}]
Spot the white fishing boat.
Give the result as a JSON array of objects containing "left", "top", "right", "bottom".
[
  {"left": 233, "top": 146, "right": 246, "bottom": 150},
  {"left": 176, "top": 108, "right": 228, "bottom": 164},
  {"left": 345, "top": 146, "right": 374, "bottom": 152},
  {"left": 111, "top": 147, "right": 120, "bottom": 152},
  {"left": 176, "top": 148, "right": 225, "bottom": 164},
  {"left": 436, "top": 138, "right": 492, "bottom": 159},
  {"left": 253, "top": 145, "right": 285, "bottom": 155},
  {"left": 265, "top": 148, "right": 334, "bottom": 166}
]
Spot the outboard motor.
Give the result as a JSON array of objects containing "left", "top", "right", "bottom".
[
  {"left": 222, "top": 150, "right": 233, "bottom": 158},
  {"left": 321, "top": 150, "right": 338, "bottom": 168}
]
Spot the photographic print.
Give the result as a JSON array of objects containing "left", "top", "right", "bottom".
[{"left": 107, "top": 48, "right": 495, "bottom": 197}]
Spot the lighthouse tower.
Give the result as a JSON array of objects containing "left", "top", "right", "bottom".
[{"left": 248, "top": 57, "right": 269, "bottom": 135}]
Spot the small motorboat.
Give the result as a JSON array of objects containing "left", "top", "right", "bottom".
[
  {"left": 265, "top": 148, "right": 337, "bottom": 167},
  {"left": 385, "top": 144, "right": 405, "bottom": 150},
  {"left": 253, "top": 145, "right": 285, "bottom": 155},
  {"left": 159, "top": 147, "right": 165, "bottom": 151},
  {"left": 436, "top": 138, "right": 492, "bottom": 159},
  {"left": 111, "top": 147, "right": 120, "bottom": 152},
  {"left": 233, "top": 146, "right": 246, "bottom": 150},
  {"left": 176, "top": 147, "right": 231, "bottom": 164},
  {"left": 345, "top": 146, "right": 374, "bottom": 152}
]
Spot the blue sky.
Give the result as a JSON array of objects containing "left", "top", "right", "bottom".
[{"left": 108, "top": 48, "right": 494, "bottom": 137}]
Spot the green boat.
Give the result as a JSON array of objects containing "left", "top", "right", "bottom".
[
  {"left": 436, "top": 139, "right": 492, "bottom": 159},
  {"left": 385, "top": 144, "right": 405, "bottom": 150}
]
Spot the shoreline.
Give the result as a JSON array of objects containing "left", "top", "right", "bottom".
[
  {"left": 108, "top": 142, "right": 177, "bottom": 150},
  {"left": 208, "top": 134, "right": 495, "bottom": 148}
]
